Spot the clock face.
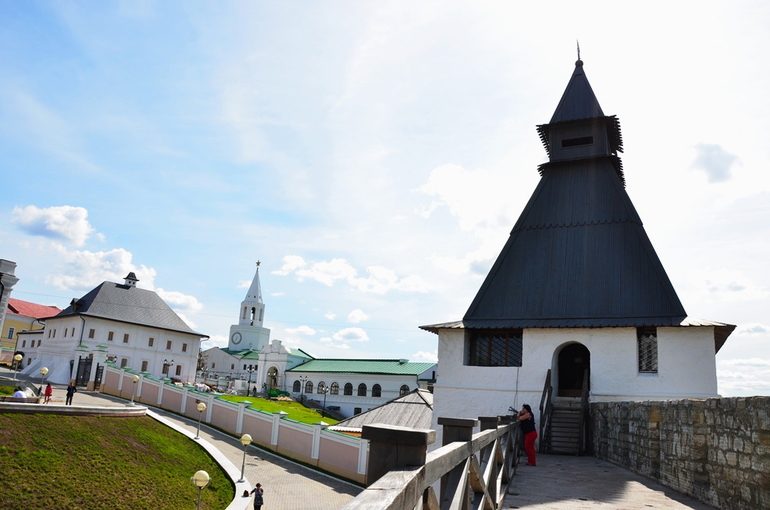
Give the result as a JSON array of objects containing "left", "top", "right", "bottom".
[{"left": 232, "top": 332, "right": 242, "bottom": 344}]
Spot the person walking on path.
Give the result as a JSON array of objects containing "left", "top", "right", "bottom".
[
  {"left": 65, "top": 381, "right": 77, "bottom": 405},
  {"left": 518, "top": 404, "right": 538, "bottom": 466},
  {"left": 44, "top": 383, "right": 53, "bottom": 403},
  {"left": 250, "top": 483, "right": 264, "bottom": 509}
]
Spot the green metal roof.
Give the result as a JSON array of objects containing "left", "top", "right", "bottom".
[{"left": 286, "top": 359, "right": 435, "bottom": 376}]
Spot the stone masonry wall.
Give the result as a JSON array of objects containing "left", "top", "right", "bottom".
[{"left": 590, "top": 398, "right": 769, "bottom": 510}]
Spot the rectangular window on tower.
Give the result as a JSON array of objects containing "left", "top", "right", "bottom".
[
  {"left": 108, "top": 331, "right": 114, "bottom": 341},
  {"left": 7, "top": 327, "right": 14, "bottom": 339},
  {"left": 88, "top": 329, "right": 95, "bottom": 339},
  {"left": 467, "top": 329, "right": 523, "bottom": 367},
  {"left": 123, "top": 333, "right": 129, "bottom": 344},
  {"left": 175, "top": 365, "right": 182, "bottom": 377},
  {"left": 141, "top": 361, "right": 148, "bottom": 372},
  {"left": 148, "top": 337, "right": 154, "bottom": 347},
  {"left": 637, "top": 327, "right": 658, "bottom": 373}
]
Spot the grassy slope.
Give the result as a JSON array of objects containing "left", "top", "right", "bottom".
[
  {"left": 217, "top": 395, "right": 340, "bottom": 425},
  {"left": 0, "top": 414, "right": 232, "bottom": 510}
]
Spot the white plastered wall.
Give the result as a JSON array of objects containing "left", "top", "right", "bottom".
[{"left": 431, "top": 325, "right": 719, "bottom": 445}]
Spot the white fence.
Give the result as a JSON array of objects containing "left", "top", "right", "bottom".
[{"left": 102, "top": 366, "right": 368, "bottom": 484}]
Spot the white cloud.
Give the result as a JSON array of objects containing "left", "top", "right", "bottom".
[
  {"left": 286, "top": 325, "right": 316, "bottom": 336},
  {"left": 692, "top": 143, "right": 738, "bottom": 183},
  {"left": 325, "top": 312, "right": 337, "bottom": 320},
  {"left": 319, "top": 337, "right": 351, "bottom": 350},
  {"left": 237, "top": 279, "right": 251, "bottom": 288},
  {"left": 320, "top": 327, "right": 369, "bottom": 349},
  {"left": 296, "top": 258, "right": 357, "bottom": 286},
  {"left": 417, "top": 164, "right": 514, "bottom": 233},
  {"left": 735, "top": 323, "right": 769, "bottom": 335},
  {"left": 202, "top": 334, "right": 228, "bottom": 349},
  {"left": 684, "top": 269, "right": 770, "bottom": 302},
  {"left": 412, "top": 350, "right": 438, "bottom": 363},
  {"left": 717, "top": 358, "right": 770, "bottom": 396},
  {"left": 44, "top": 246, "right": 155, "bottom": 290},
  {"left": 347, "top": 309, "right": 369, "bottom": 323},
  {"left": 12, "top": 205, "right": 95, "bottom": 247},
  {"left": 156, "top": 288, "right": 203, "bottom": 312},
  {"left": 276, "top": 255, "right": 430, "bottom": 294},
  {"left": 272, "top": 255, "right": 307, "bottom": 276}
]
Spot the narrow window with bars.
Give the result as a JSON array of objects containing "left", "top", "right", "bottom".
[
  {"left": 637, "top": 327, "right": 658, "bottom": 373},
  {"left": 467, "top": 329, "right": 523, "bottom": 367}
]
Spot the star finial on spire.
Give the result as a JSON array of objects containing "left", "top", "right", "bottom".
[{"left": 256, "top": 260, "right": 261, "bottom": 267}]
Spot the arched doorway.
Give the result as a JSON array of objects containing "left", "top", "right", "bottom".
[
  {"left": 266, "top": 366, "right": 279, "bottom": 390},
  {"left": 557, "top": 343, "right": 590, "bottom": 397}
]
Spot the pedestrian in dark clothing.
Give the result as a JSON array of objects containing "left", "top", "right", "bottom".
[
  {"left": 518, "top": 404, "right": 538, "bottom": 466},
  {"left": 65, "top": 381, "right": 77, "bottom": 405},
  {"left": 250, "top": 483, "right": 264, "bottom": 509}
]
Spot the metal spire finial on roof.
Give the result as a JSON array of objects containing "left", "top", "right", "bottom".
[
  {"left": 576, "top": 40, "right": 583, "bottom": 66},
  {"left": 256, "top": 260, "right": 261, "bottom": 267}
]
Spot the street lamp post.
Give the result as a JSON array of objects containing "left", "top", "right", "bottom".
[
  {"left": 190, "top": 470, "right": 210, "bottom": 510},
  {"left": 195, "top": 402, "right": 207, "bottom": 439},
  {"left": 238, "top": 433, "right": 252, "bottom": 482},
  {"left": 12, "top": 354, "right": 22, "bottom": 380},
  {"left": 299, "top": 375, "right": 308, "bottom": 403},
  {"left": 321, "top": 385, "right": 330, "bottom": 419},
  {"left": 246, "top": 365, "right": 256, "bottom": 394},
  {"left": 39, "top": 367, "right": 49, "bottom": 389},
  {"left": 163, "top": 359, "right": 175, "bottom": 377},
  {"left": 129, "top": 375, "right": 139, "bottom": 405}
]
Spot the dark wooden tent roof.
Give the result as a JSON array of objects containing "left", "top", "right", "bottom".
[
  {"left": 421, "top": 59, "right": 735, "bottom": 351},
  {"left": 462, "top": 60, "right": 686, "bottom": 328}
]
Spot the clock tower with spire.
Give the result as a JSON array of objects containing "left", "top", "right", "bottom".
[{"left": 228, "top": 262, "right": 271, "bottom": 351}]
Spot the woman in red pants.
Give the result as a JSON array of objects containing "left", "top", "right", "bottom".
[{"left": 518, "top": 404, "right": 537, "bottom": 466}]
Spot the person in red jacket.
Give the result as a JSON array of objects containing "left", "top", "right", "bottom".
[{"left": 44, "top": 383, "right": 53, "bottom": 404}]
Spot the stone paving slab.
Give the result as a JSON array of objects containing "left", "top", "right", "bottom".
[{"left": 505, "top": 454, "right": 716, "bottom": 509}]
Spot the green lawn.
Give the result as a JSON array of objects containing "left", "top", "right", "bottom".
[
  {"left": 217, "top": 395, "right": 340, "bottom": 425},
  {"left": 0, "top": 413, "right": 232, "bottom": 510}
]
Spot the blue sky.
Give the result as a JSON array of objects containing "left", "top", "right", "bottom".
[{"left": 2, "top": 1, "right": 769, "bottom": 396}]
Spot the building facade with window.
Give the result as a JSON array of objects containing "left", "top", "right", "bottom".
[
  {"left": 19, "top": 272, "right": 208, "bottom": 386},
  {"left": 285, "top": 359, "right": 436, "bottom": 418},
  {"left": 201, "top": 263, "right": 436, "bottom": 416},
  {"left": 422, "top": 59, "right": 735, "bottom": 429},
  {"left": 1, "top": 297, "right": 61, "bottom": 366}
]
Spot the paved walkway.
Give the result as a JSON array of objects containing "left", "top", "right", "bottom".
[{"left": 505, "top": 454, "right": 715, "bottom": 509}]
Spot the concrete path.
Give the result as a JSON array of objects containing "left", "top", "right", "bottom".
[{"left": 505, "top": 454, "right": 715, "bottom": 509}]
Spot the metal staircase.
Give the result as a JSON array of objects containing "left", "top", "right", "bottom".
[{"left": 538, "top": 369, "right": 590, "bottom": 455}]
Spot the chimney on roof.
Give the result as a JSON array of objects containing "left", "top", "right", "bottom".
[
  {"left": 123, "top": 272, "right": 139, "bottom": 287},
  {"left": 399, "top": 359, "right": 408, "bottom": 364}
]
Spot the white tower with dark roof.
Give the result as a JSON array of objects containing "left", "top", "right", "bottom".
[{"left": 228, "top": 262, "right": 271, "bottom": 351}]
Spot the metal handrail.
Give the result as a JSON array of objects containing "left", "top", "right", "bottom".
[
  {"left": 577, "top": 367, "right": 590, "bottom": 455},
  {"left": 538, "top": 369, "right": 553, "bottom": 454}
]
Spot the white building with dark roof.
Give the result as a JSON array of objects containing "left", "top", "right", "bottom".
[
  {"left": 20, "top": 273, "right": 208, "bottom": 387},
  {"left": 422, "top": 59, "right": 735, "bottom": 452}
]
